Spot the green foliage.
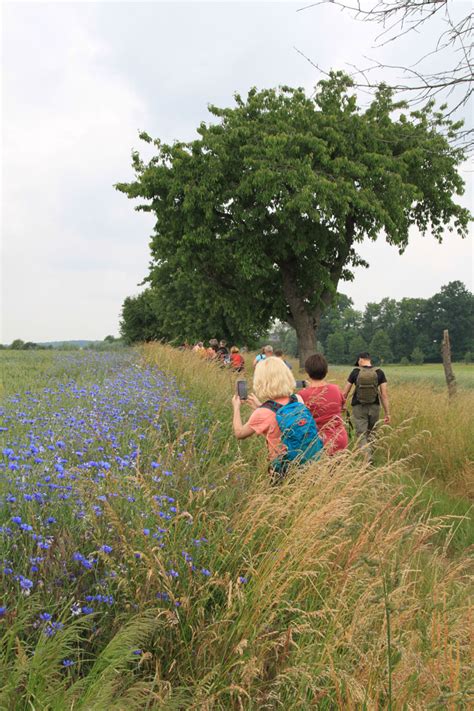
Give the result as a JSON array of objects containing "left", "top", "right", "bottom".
[
  {"left": 316, "top": 281, "right": 473, "bottom": 363},
  {"left": 117, "top": 74, "right": 470, "bottom": 359},
  {"left": 464, "top": 351, "right": 472, "bottom": 364},
  {"left": 10, "top": 339, "right": 25, "bottom": 350},
  {"left": 347, "top": 333, "right": 368, "bottom": 362},
  {"left": 411, "top": 346, "right": 425, "bottom": 365},
  {"left": 400, "top": 356, "right": 410, "bottom": 366},
  {"left": 370, "top": 329, "right": 394, "bottom": 363},
  {"left": 326, "top": 332, "right": 346, "bottom": 364},
  {"left": 423, "top": 281, "right": 474, "bottom": 360},
  {"left": 120, "top": 289, "right": 163, "bottom": 345}
]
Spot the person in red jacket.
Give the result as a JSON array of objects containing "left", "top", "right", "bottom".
[
  {"left": 299, "top": 353, "right": 348, "bottom": 455},
  {"left": 229, "top": 346, "right": 245, "bottom": 372}
]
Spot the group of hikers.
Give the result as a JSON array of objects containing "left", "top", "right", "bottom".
[
  {"left": 188, "top": 339, "right": 245, "bottom": 371},
  {"left": 188, "top": 339, "right": 292, "bottom": 374},
  {"left": 230, "top": 348, "right": 391, "bottom": 482}
]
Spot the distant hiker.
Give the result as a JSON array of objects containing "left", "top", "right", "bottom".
[
  {"left": 274, "top": 348, "right": 293, "bottom": 370},
  {"left": 216, "top": 340, "right": 230, "bottom": 364},
  {"left": 253, "top": 345, "right": 273, "bottom": 367},
  {"left": 206, "top": 339, "right": 219, "bottom": 359},
  {"left": 299, "top": 353, "right": 348, "bottom": 454},
  {"left": 342, "top": 352, "right": 391, "bottom": 461},
  {"left": 232, "top": 356, "right": 323, "bottom": 482},
  {"left": 192, "top": 341, "right": 204, "bottom": 353},
  {"left": 230, "top": 346, "right": 245, "bottom": 372}
]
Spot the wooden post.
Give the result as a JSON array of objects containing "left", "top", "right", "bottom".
[{"left": 441, "top": 329, "right": 457, "bottom": 398}]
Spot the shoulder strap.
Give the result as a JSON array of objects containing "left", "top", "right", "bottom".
[
  {"left": 260, "top": 399, "right": 282, "bottom": 413},
  {"left": 260, "top": 395, "right": 297, "bottom": 413}
]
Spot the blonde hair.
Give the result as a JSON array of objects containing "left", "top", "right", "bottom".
[
  {"left": 253, "top": 356, "right": 296, "bottom": 402},
  {"left": 230, "top": 346, "right": 239, "bottom": 353}
]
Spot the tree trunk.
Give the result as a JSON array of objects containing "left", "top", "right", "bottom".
[
  {"left": 295, "top": 315, "right": 317, "bottom": 367},
  {"left": 280, "top": 261, "right": 319, "bottom": 367},
  {"left": 441, "top": 329, "right": 457, "bottom": 398}
]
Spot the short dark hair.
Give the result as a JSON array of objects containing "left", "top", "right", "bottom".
[
  {"left": 304, "top": 353, "right": 328, "bottom": 380},
  {"left": 274, "top": 349, "right": 284, "bottom": 357}
]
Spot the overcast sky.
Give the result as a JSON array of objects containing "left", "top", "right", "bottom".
[{"left": 2, "top": 1, "right": 472, "bottom": 342}]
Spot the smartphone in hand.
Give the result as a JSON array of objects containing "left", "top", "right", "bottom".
[
  {"left": 295, "top": 380, "right": 306, "bottom": 389},
  {"left": 236, "top": 380, "right": 248, "bottom": 400}
]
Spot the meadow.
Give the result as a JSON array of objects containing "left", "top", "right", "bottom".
[{"left": 0, "top": 347, "right": 472, "bottom": 710}]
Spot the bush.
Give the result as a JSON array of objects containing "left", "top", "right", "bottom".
[
  {"left": 464, "top": 351, "right": 472, "bottom": 364},
  {"left": 411, "top": 346, "right": 425, "bottom": 365},
  {"left": 400, "top": 356, "right": 410, "bottom": 366}
]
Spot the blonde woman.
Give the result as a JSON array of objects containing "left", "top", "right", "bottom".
[{"left": 232, "top": 357, "right": 322, "bottom": 479}]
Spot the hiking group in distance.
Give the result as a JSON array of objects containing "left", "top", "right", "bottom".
[{"left": 184, "top": 338, "right": 391, "bottom": 480}]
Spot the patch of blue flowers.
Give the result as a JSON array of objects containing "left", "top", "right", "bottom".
[{"left": 0, "top": 351, "right": 213, "bottom": 653}]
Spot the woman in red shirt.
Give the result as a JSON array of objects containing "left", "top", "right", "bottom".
[{"left": 299, "top": 353, "right": 348, "bottom": 454}]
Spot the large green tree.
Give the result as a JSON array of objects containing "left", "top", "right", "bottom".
[{"left": 117, "top": 73, "right": 469, "bottom": 363}]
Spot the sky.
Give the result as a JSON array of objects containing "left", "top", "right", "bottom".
[{"left": 2, "top": 1, "right": 472, "bottom": 342}]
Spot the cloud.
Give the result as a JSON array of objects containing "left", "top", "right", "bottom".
[
  {"left": 2, "top": 3, "right": 153, "bottom": 341},
  {"left": 2, "top": 2, "right": 472, "bottom": 342}
]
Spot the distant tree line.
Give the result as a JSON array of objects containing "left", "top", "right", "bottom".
[
  {"left": 271, "top": 281, "right": 473, "bottom": 364},
  {"left": 1, "top": 337, "right": 124, "bottom": 351},
  {"left": 120, "top": 280, "right": 472, "bottom": 364}
]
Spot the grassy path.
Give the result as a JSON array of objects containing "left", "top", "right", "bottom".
[{"left": 0, "top": 347, "right": 472, "bottom": 709}]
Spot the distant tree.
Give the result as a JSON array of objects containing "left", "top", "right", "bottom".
[
  {"left": 318, "top": 294, "right": 355, "bottom": 351},
  {"left": 464, "top": 351, "right": 472, "bottom": 364},
  {"left": 423, "top": 281, "right": 474, "bottom": 360},
  {"left": 347, "top": 333, "right": 369, "bottom": 362},
  {"left": 411, "top": 346, "right": 425, "bottom": 365},
  {"left": 10, "top": 339, "right": 25, "bottom": 350},
  {"left": 326, "top": 332, "right": 346, "bottom": 364},
  {"left": 104, "top": 335, "right": 115, "bottom": 343},
  {"left": 22, "top": 342, "right": 38, "bottom": 350},
  {"left": 120, "top": 290, "right": 164, "bottom": 345},
  {"left": 370, "top": 330, "right": 393, "bottom": 364},
  {"left": 400, "top": 356, "right": 410, "bottom": 366},
  {"left": 117, "top": 73, "right": 469, "bottom": 364},
  {"left": 391, "top": 297, "right": 426, "bottom": 361}
]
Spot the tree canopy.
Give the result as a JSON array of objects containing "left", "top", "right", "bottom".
[{"left": 117, "top": 73, "right": 470, "bottom": 362}]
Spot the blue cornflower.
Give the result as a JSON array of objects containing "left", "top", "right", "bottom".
[
  {"left": 238, "top": 577, "right": 248, "bottom": 584},
  {"left": 81, "top": 606, "right": 94, "bottom": 615},
  {"left": 167, "top": 569, "right": 179, "bottom": 578},
  {"left": 11, "top": 516, "right": 22, "bottom": 525},
  {"left": 100, "top": 545, "right": 112, "bottom": 554},
  {"left": 132, "top": 649, "right": 142, "bottom": 655},
  {"left": 143, "top": 528, "right": 150, "bottom": 536},
  {"left": 39, "top": 612, "right": 52, "bottom": 621},
  {"left": 62, "top": 659, "right": 75, "bottom": 667},
  {"left": 44, "top": 621, "right": 64, "bottom": 637},
  {"left": 201, "top": 568, "right": 211, "bottom": 577},
  {"left": 19, "top": 576, "right": 33, "bottom": 592},
  {"left": 0, "top": 606, "right": 6, "bottom": 616}
]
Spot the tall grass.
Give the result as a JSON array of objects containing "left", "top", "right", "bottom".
[{"left": 0, "top": 346, "right": 472, "bottom": 709}]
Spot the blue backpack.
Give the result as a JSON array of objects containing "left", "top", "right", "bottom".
[{"left": 261, "top": 395, "right": 323, "bottom": 475}]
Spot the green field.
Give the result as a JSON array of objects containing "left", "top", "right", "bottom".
[
  {"left": 0, "top": 348, "right": 472, "bottom": 709},
  {"left": 329, "top": 362, "right": 474, "bottom": 390}
]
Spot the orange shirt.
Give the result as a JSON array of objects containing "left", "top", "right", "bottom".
[{"left": 247, "top": 397, "right": 291, "bottom": 460}]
